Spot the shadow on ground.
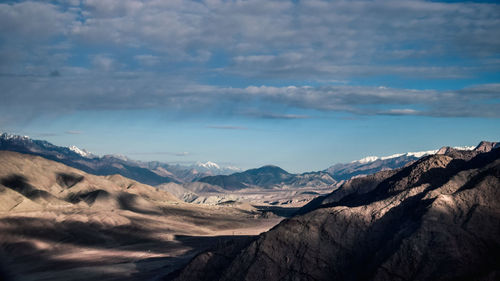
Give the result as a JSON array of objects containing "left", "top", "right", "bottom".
[
  {"left": 0, "top": 215, "right": 258, "bottom": 281},
  {"left": 254, "top": 205, "right": 301, "bottom": 218}
]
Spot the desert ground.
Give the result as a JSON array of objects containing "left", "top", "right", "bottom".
[
  {"left": 0, "top": 151, "right": 284, "bottom": 281},
  {"left": 0, "top": 204, "right": 282, "bottom": 281}
]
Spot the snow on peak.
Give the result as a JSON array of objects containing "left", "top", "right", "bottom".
[
  {"left": 353, "top": 145, "right": 476, "bottom": 165},
  {"left": 355, "top": 156, "right": 380, "bottom": 164},
  {"left": 405, "top": 150, "right": 439, "bottom": 158},
  {"left": 68, "top": 145, "right": 94, "bottom": 158},
  {"left": 0, "top": 133, "right": 30, "bottom": 141},
  {"left": 380, "top": 153, "right": 405, "bottom": 160},
  {"left": 197, "top": 161, "right": 221, "bottom": 169},
  {"left": 353, "top": 150, "right": 438, "bottom": 164},
  {"left": 453, "top": 146, "right": 475, "bottom": 151}
]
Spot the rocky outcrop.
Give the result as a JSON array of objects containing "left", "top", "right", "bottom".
[
  {"left": 170, "top": 145, "right": 500, "bottom": 281},
  {"left": 475, "top": 141, "right": 500, "bottom": 153}
]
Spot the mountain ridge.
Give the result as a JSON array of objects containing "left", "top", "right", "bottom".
[
  {"left": 197, "top": 165, "right": 336, "bottom": 190},
  {"left": 0, "top": 133, "right": 240, "bottom": 185},
  {"left": 2, "top": 133, "right": 494, "bottom": 192},
  {"left": 170, "top": 143, "right": 500, "bottom": 281},
  {"left": 325, "top": 144, "right": 480, "bottom": 181}
]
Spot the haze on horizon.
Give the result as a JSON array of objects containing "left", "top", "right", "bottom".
[{"left": 1, "top": 0, "right": 499, "bottom": 173}]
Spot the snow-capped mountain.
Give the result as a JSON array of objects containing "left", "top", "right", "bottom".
[
  {"left": 326, "top": 146, "right": 476, "bottom": 180},
  {"left": 1, "top": 132, "right": 486, "bottom": 190},
  {"left": 196, "top": 161, "right": 220, "bottom": 169},
  {"left": 0, "top": 132, "right": 177, "bottom": 185},
  {"left": 145, "top": 160, "right": 242, "bottom": 183},
  {"left": 194, "top": 161, "right": 241, "bottom": 174},
  {"left": 68, "top": 145, "right": 96, "bottom": 158},
  {"left": 0, "top": 132, "right": 93, "bottom": 160},
  {"left": 0, "top": 132, "right": 241, "bottom": 185},
  {"left": 353, "top": 150, "right": 438, "bottom": 164}
]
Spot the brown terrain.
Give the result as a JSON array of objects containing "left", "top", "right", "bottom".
[
  {"left": 171, "top": 142, "right": 500, "bottom": 281},
  {"left": 0, "top": 151, "right": 282, "bottom": 281}
]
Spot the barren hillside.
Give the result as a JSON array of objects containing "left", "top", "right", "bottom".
[
  {"left": 171, "top": 145, "right": 500, "bottom": 281},
  {"left": 0, "top": 151, "right": 281, "bottom": 281}
]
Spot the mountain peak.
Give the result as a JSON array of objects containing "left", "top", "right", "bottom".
[
  {"left": 354, "top": 156, "right": 379, "bottom": 164},
  {"left": 0, "top": 132, "right": 30, "bottom": 141},
  {"left": 197, "top": 164, "right": 294, "bottom": 190},
  {"left": 196, "top": 161, "right": 221, "bottom": 169},
  {"left": 474, "top": 141, "right": 499, "bottom": 152},
  {"left": 254, "top": 165, "right": 289, "bottom": 174},
  {"left": 68, "top": 145, "right": 95, "bottom": 158}
]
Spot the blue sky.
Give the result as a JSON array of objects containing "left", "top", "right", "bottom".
[{"left": 1, "top": 0, "right": 499, "bottom": 172}]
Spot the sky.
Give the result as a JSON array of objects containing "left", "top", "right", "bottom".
[{"left": 1, "top": 0, "right": 499, "bottom": 173}]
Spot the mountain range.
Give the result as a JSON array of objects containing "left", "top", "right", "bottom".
[
  {"left": 198, "top": 165, "right": 336, "bottom": 190},
  {"left": 0, "top": 132, "right": 491, "bottom": 192},
  {"left": 169, "top": 142, "right": 500, "bottom": 281},
  {"left": 325, "top": 146, "right": 475, "bottom": 181},
  {"left": 0, "top": 133, "right": 239, "bottom": 186},
  {"left": 197, "top": 146, "right": 481, "bottom": 191},
  {"left": 0, "top": 135, "right": 498, "bottom": 281}
]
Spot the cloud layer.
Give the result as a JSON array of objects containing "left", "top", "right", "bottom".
[
  {"left": 1, "top": 72, "right": 499, "bottom": 118},
  {"left": 0, "top": 0, "right": 499, "bottom": 121}
]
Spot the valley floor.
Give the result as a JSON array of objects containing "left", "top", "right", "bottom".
[{"left": 0, "top": 204, "right": 282, "bottom": 281}]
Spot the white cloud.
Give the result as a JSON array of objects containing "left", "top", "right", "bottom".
[
  {"left": 381, "top": 109, "right": 421, "bottom": 116},
  {"left": 0, "top": 0, "right": 499, "bottom": 124},
  {"left": 2, "top": 0, "right": 499, "bottom": 79},
  {"left": 0, "top": 1, "right": 75, "bottom": 41},
  {"left": 68, "top": 0, "right": 500, "bottom": 66},
  {"left": 1, "top": 71, "right": 499, "bottom": 119}
]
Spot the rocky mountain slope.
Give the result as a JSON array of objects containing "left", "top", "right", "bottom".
[{"left": 170, "top": 142, "right": 500, "bottom": 281}]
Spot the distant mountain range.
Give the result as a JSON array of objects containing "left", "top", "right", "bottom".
[
  {"left": 198, "top": 145, "right": 483, "bottom": 191},
  {"left": 0, "top": 133, "right": 239, "bottom": 186},
  {"left": 198, "top": 165, "right": 336, "bottom": 190},
  {"left": 1, "top": 132, "right": 492, "bottom": 191},
  {"left": 325, "top": 146, "right": 475, "bottom": 181}
]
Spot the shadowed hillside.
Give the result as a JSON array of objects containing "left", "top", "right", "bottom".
[{"left": 171, "top": 143, "right": 500, "bottom": 281}]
